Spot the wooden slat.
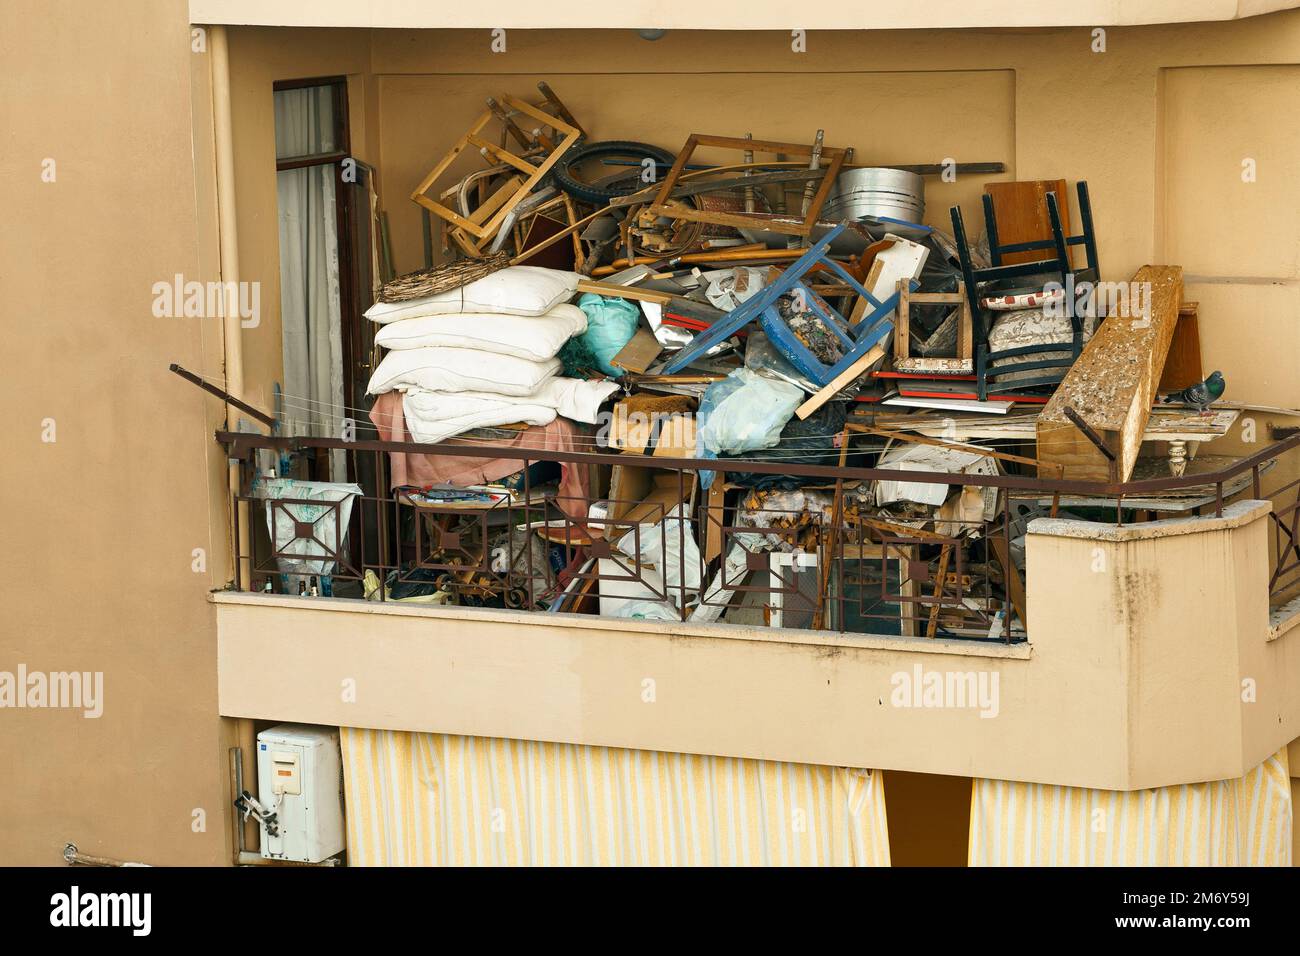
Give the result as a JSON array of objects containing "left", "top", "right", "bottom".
[{"left": 1036, "top": 265, "right": 1183, "bottom": 482}]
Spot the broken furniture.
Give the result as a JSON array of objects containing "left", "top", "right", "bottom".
[
  {"left": 663, "top": 223, "right": 917, "bottom": 394},
  {"left": 1036, "top": 265, "right": 1184, "bottom": 482},
  {"left": 647, "top": 133, "right": 848, "bottom": 238},
  {"left": 949, "top": 181, "right": 1100, "bottom": 399},
  {"left": 410, "top": 89, "right": 583, "bottom": 257},
  {"left": 892, "top": 280, "right": 974, "bottom": 375}
]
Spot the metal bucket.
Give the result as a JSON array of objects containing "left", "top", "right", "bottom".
[{"left": 823, "top": 168, "right": 925, "bottom": 224}]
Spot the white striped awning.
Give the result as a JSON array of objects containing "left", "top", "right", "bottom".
[
  {"left": 969, "top": 749, "right": 1293, "bottom": 866},
  {"left": 340, "top": 727, "right": 891, "bottom": 866}
]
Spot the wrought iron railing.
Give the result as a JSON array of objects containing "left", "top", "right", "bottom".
[{"left": 217, "top": 429, "right": 1300, "bottom": 643}]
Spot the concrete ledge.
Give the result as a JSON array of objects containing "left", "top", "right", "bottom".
[
  {"left": 1269, "top": 595, "right": 1300, "bottom": 642},
  {"left": 1029, "top": 499, "right": 1271, "bottom": 542},
  {"left": 209, "top": 591, "right": 1032, "bottom": 659}
]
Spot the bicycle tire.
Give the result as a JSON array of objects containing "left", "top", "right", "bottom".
[{"left": 552, "top": 140, "right": 676, "bottom": 205}]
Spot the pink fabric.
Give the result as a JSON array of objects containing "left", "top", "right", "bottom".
[{"left": 369, "top": 391, "right": 591, "bottom": 520}]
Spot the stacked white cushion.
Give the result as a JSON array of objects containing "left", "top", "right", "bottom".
[
  {"left": 365, "top": 266, "right": 581, "bottom": 324},
  {"left": 366, "top": 347, "right": 561, "bottom": 397},
  {"left": 373, "top": 303, "right": 586, "bottom": 362}
]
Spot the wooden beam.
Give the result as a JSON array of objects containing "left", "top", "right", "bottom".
[
  {"left": 1036, "top": 265, "right": 1183, "bottom": 482},
  {"left": 575, "top": 279, "right": 670, "bottom": 304}
]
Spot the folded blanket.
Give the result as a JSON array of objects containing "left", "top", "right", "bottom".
[
  {"left": 401, "top": 377, "right": 620, "bottom": 444},
  {"left": 368, "top": 391, "right": 593, "bottom": 524},
  {"left": 373, "top": 303, "right": 587, "bottom": 362}
]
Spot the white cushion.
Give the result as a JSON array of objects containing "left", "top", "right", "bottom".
[
  {"left": 373, "top": 303, "right": 587, "bottom": 361},
  {"left": 366, "top": 347, "right": 561, "bottom": 396},
  {"left": 365, "top": 266, "right": 581, "bottom": 323}
]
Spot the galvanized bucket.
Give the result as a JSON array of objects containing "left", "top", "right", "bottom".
[{"left": 823, "top": 167, "right": 925, "bottom": 224}]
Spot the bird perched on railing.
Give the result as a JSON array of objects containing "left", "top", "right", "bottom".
[{"left": 1161, "top": 370, "right": 1225, "bottom": 412}]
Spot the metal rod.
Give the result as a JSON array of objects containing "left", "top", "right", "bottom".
[
  {"left": 1062, "top": 405, "right": 1116, "bottom": 462},
  {"left": 171, "top": 364, "right": 276, "bottom": 428}
]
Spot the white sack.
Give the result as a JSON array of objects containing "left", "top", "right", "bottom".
[
  {"left": 365, "top": 266, "right": 581, "bottom": 323},
  {"left": 373, "top": 303, "right": 587, "bottom": 361},
  {"left": 367, "top": 346, "right": 561, "bottom": 396}
]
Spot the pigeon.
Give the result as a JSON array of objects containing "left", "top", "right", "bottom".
[{"left": 1161, "top": 370, "right": 1225, "bottom": 411}]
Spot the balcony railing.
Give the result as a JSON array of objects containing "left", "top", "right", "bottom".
[{"left": 216, "top": 428, "right": 1300, "bottom": 643}]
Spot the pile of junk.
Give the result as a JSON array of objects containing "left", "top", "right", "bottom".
[{"left": 346, "top": 82, "right": 1235, "bottom": 643}]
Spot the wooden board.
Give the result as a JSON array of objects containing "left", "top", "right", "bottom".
[
  {"left": 795, "top": 344, "right": 886, "bottom": 420},
  {"left": 1159, "top": 303, "right": 1203, "bottom": 393},
  {"left": 984, "top": 180, "right": 1072, "bottom": 267},
  {"left": 609, "top": 326, "right": 664, "bottom": 376},
  {"left": 1036, "top": 265, "right": 1183, "bottom": 482}
]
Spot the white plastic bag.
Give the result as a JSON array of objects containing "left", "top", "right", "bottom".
[
  {"left": 615, "top": 504, "right": 702, "bottom": 599},
  {"left": 257, "top": 478, "right": 362, "bottom": 579},
  {"left": 697, "top": 368, "right": 802, "bottom": 456}
]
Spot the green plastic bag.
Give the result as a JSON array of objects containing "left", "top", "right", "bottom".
[{"left": 575, "top": 293, "right": 639, "bottom": 377}]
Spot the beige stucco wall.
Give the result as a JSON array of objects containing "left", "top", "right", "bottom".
[
  {"left": 0, "top": 0, "right": 234, "bottom": 866},
  {"left": 188, "top": 0, "right": 1300, "bottom": 30}
]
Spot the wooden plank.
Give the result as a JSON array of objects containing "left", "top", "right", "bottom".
[
  {"left": 795, "top": 343, "right": 886, "bottom": 420},
  {"left": 1159, "top": 303, "right": 1203, "bottom": 393},
  {"left": 989, "top": 531, "right": 1027, "bottom": 631},
  {"left": 575, "top": 279, "right": 671, "bottom": 304},
  {"left": 609, "top": 327, "right": 664, "bottom": 375},
  {"left": 984, "top": 179, "right": 1072, "bottom": 267},
  {"left": 1036, "top": 265, "right": 1183, "bottom": 482}
]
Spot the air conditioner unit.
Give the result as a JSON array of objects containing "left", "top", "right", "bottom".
[{"left": 256, "top": 724, "right": 345, "bottom": 863}]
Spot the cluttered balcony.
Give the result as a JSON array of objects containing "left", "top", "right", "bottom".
[{"left": 196, "top": 77, "right": 1300, "bottom": 783}]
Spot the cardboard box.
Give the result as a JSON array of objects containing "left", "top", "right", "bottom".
[{"left": 607, "top": 395, "right": 698, "bottom": 459}]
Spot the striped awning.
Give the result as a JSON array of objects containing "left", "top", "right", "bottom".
[
  {"left": 969, "top": 749, "right": 1293, "bottom": 866},
  {"left": 340, "top": 727, "right": 891, "bottom": 866}
]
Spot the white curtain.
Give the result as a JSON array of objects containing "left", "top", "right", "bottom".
[{"left": 275, "top": 86, "right": 345, "bottom": 479}]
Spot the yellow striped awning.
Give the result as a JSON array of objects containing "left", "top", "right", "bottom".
[
  {"left": 340, "top": 728, "right": 891, "bottom": 866},
  {"left": 969, "top": 749, "right": 1292, "bottom": 866}
]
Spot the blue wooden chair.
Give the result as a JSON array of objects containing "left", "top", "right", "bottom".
[{"left": 663, "top": 223, "right": 917, "bottom": 388}]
